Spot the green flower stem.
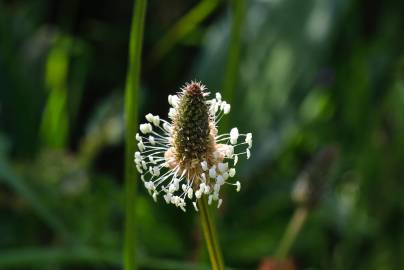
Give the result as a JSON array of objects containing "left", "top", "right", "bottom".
[
  {"left": 123, "top": 1, "right": 147, "bottom": 270},
  {"left": 275, "top": 206, "right": 309, "bottom": 260},
  {"left": 198, "top": 196, "right": 225, "bottom": 270}
]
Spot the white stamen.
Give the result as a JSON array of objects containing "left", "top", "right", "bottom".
[
  {"left": 208, "top": 195, "right": 213, "bottom": 205},
  {"left": 163, "top": 122, "right": 171, "bottom": 132},
  {"left": 229, "top": 168, "right": 236, "bottom": 177},
  {"left": 245, "top": 133, "right": 253, "bottom": 148},
  {"left": 187, "top": 188, "right": 193, "bottom": 199},
  {"left": 234, "top": 155, "right": 239, "bottom": 165},
  {"left": 230, "top": 128, "right": 239, "bottom": 144},
  {"left": 152, "top": 115, "right": 160, "bottom": 126},
  {"left": 215, "top": 92, "right": 222, "bottom": 101},
  {"left": 209, "top": 167, "right": 217, "bottom": 178},
  {"left": 137, "top": 142, "right": 145, "bottom": 152},
  {"left": 223, "top": 103, "right": 231, "bottom": 114},
  {"left": 218, "top": 162, "right": 228, "bottom": 173},
  {"left": 201, "top": 161, "right": 208, "bottom": 171},
  {"left": 217, "top": 198, "right": 223, "bottom": 208},
  {"left": 236, "top": 181, "right": 241, "bottom": 192},
  {"left": 193, "top": 201, "right": 199, "bottom": 211},
  {"left": 145, "top": 113, "right": 154, "bottom": 122},
  {"left": 140, "top": 123, "right": 152, "bottom": 134},
  {"left": 149, "top": 135, "right": 156, "bottom": 145},
  {"left": 216, "top": 175, "right": 224, "bottom": 185}
]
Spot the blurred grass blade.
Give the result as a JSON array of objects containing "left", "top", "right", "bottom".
[
  {"left": 124, "top": 0, "right": 147, "bottom": 270},
  {"left": 221, "top": 0, "right": 245, "bottom": 131},
  {"left": 275, "top": 206, "right": 308, "bottom": 259},
  {"left": 0, "top": 246, "right": 217, "bottom": 270},
  {"left": 40, "top": 36, "right": 71, "bottom": 148},
  {"left": 149, "top": 0, "right": 219, "bottom": 66},
  {"left": 0, "top": 161, "right": 69, "bottom": 238},
  {"left": 198, "top": 196, "right": 225, "bottom": 270}
]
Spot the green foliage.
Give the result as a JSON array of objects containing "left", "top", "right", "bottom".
[{"left": 1, "top": 0, "right": 404, "bottom": 269}]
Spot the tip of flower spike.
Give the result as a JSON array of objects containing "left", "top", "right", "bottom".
[{"left": 183, "top": 81, "right": 206, "bottom": 95}]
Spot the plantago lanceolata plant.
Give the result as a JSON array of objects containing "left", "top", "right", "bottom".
[{"left": 135, "top": 81, "right": 252, "bottom": 211}]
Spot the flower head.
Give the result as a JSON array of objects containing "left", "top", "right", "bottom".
[{"left": 134, "top": 81, "right": 252, "bottom": 211}]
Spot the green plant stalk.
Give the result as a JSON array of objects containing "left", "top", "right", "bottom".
[
  {"left": 149, "top": 0, "right": 219, "bottom": 66},
  {"left": 222, "top": 0, "right": 245, "bottom": 130},
  {"left": 275, "top": 206, "right": 309, "bottom": 260},
  {"left": 123, "top": 1, "right": 147, "bottom": 270},
  {"left": 198, "top": 196, "right": 225, "bottom": 270}
]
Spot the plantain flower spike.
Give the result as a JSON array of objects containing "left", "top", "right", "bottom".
[{"left": 134, "top": 81, "right": 252, "bottom": 211}]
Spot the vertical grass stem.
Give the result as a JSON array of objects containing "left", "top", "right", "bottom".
[{"left": 124, "top": 1, "right": 147, "bottom": 270}]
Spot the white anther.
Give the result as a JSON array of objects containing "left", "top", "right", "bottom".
[
  {"left": 215, "top": 92, "right": 222, "bottom": 101},
  {"left": 201, "top": 161, "right": 208, "bottom": 171},
  {"left": 187, "top": 188, "right": 193, "bottom": 199},
  {"left": 246, "top": 148, "right": 251, "bottom": 159},
  {"left": 153, "top": 191, "right": 158, "bottom": 202},
  {"left": 245, "top": 133, "right": 252, "bottom": 148},
  {"left": 193, "top": 202, "right": 199, "bottom": 211},
  {"left": 195, "top": 190, "right": 202, "bottom": 199},
  {"left": 180, "top": 184, "right": 186, "bottom": 192},
  {"left": 216, "top": 175, "right": 224, "bottom": 185},
  {"left": 136, "top": 165, "right": 143, "bottom": 173},
  {"left": 218, "top": 162, "right": 228, "bottom": 173},
  {"left": 200, "top": 173, "right": 206, "bottom": 182},
  {"left": 148, "top": 156, "right": 153, "bottom": 163},
  {"left": 168, "top": 108, "right": 176, "bottom": 118},
  {"left": 137, "top": 142, "right": 145, "bottom": 152},
  {"left": 149, "top": 135, "right": 155, "bottom": 145},
  {"left": 209, "top": 167, "right": 217, "bottom": 178},
  {"left": 135, "top": 151, "right": 141, "bottom": 160},
  {"left": 230, "top": 127, "right": 239, "bottom": 144},
  {"left": 236, "top": 181, "right": 241, "bottom": 192},
  {"left": 229, "top": 168, "right": 236, "bottom": 177},
  {"left": 208, "top": 195, "right": 213, "bottom": 205},
  {"left": 145, "top": 113, "right": 154, "bottom": 122},
  {"left": 140, "top": 123, "right": 152, "bottom": 134},
  {"left": 234, "top": 155, "right": 239, "bottom": 165},
  {"left": 163, "top": 122, "right": 171, "bottom": 132},
  {"left": 135, "top": 133, "right": 142, "bottom": 141},
  {"left": 153, "top": 167, "right": 160, "bottom": 177},
  {"left": 152, "top": 115, "right": 160, "bottom": 126},
  {"left": 223, "top": 103, "right": 231, "bottom": 114},
  {"left": 169, "top": 184, "right": 176, "bottom": 193},
  {"left": 217, "top": 198, "right": 223, "bottom": 208}
]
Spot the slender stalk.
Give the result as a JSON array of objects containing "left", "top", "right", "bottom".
[
  {"left": 198, "top": 196, "right": 225, "bottom": 270},
  {"left": 149, "top": 0, "right": 219, "bottom": 67},
  {"left": 275, "top": 206, "right": 309, "bottom": 260},
  {"left": 123, "top": 1, "right": 147, "bottom": 270},
  {"left": 222, "top": 0, "right": 245, "bottom": 130}
]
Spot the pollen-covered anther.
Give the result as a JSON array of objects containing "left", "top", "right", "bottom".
[{"left": 135, "top": 81, "right": 253, "bottom": 211}]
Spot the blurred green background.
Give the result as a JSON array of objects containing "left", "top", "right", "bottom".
[{"left": 1, "top": 0, "right": 404, "bottom": 269}]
